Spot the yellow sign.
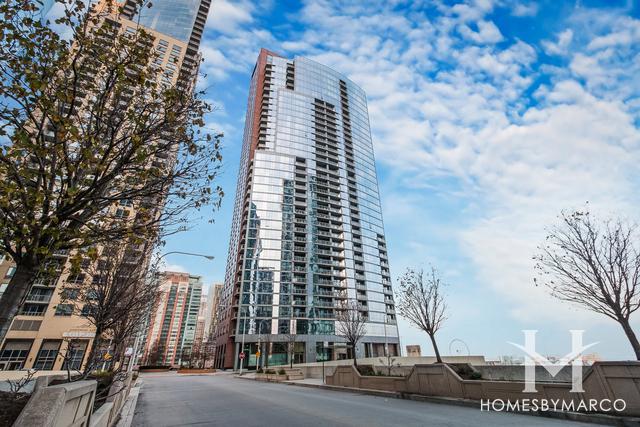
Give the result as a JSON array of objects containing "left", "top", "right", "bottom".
[
  {"left": 255, "top": 350, "right": 261, "bottom": 357},
  {"left": 103, "top": 353, "right": 113, "bottom": 361}
]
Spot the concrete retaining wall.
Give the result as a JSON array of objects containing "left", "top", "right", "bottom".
[
  {"left": 14, "top": 380, "right": 96, "bottom": 427},
  {"left": 13, "top": 372, "right": 136, "bottom": 427},
  {"left": 473, "top": 365, "right": 574, "bottom": 383},
  {"left": 271, "top": 355, "right": 486, "bottom": 379},
  {"left": 327, "top": 362, "right": 640, "bottom": 417}
]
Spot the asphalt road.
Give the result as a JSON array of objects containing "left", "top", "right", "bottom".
[{"left": 131, "top": 372, "right": 602, "bottom": 427}]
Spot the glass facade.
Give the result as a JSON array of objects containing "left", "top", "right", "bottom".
[
  {"left": 134, "top": 0, "right": 201, "bottom": 43},
  {"left": 215, "top": 50, "right": 399, "bottom": 369}
]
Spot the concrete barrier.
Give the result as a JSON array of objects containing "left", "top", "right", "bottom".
[
  {"left": 271, "top": 356, "right": 486, "bottom": 379},
  {"left": 14, "top": 380, "right": 96, "bottom": 427},
  {"left": 327, "top": 361, "right": 640, "bottom": 417},
  {"left": 12, "top": 372, "right": 136, "bottom": 427}
]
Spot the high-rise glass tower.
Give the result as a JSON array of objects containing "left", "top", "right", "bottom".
[
  {"left": 121, "top": 0, "right": 210, "bottom": 78},
  {"left": 214, "top": 49, "right": 399, "bottom": 369}
]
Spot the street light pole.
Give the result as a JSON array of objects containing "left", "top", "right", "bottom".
[{"left": 157, "top": 251, "right": 215, "bottom": 261}]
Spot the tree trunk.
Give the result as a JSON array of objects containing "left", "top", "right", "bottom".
[
  {"left": 428, "top": 332, "right": 443, "bottom": 363},
  {"left": 352, "top": 342, "right": 358, "bottom": 367},
  {"left": 619, "top": 316, "right": 640, "bottom": 360},
  {"left": 83, "top": 330, "right": 103, "bottom": 379},
  {"left": 0, "top": 262, "right": 36, "bottom": 343}
]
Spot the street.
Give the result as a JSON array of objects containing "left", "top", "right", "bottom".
[{"left": 131, "top": 372, "right": 603, "bottom": 427}]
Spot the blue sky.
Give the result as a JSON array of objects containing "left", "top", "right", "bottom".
[{"left": 162, "top": 0, "right": 640, "bottom": 360}]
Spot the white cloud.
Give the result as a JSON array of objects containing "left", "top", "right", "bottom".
[
  {"left": 273, "top": 1, "right": 640, "bottom": 327},
  {"left": 542, "top": 29, "right": 573, "bottom": 55},
  {"left": 459, "top": 20, "right": 504, "bottom": 44},
  {"left": 512, "top": 2, "right": 538, "bottom": 17},
  {"left": 161, "top": 263, "right": 187, "bottom": 273},
  {"left": 207, "top": 0, "right": 253, "bottom": 34}
]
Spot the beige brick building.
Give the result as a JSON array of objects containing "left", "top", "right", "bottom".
[{"left": 0, "top": 0, "right": 211, "bottom": 372}]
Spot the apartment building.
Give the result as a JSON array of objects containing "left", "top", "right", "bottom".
[
  {"left": 213, "top": 49, "right": 399, "bottom": 370},
  {"left": 0, "top": 0, "right": 212, "bottom": 372},
  {"left": 141, "top": 272, "right": 203, "bottom": 367}
]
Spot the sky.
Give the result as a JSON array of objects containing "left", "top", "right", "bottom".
[{"left": 161, "top": 0, "right": 640, "bottom": 361}]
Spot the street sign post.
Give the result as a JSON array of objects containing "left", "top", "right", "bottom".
[
  {"left": 322, "top": 341, "right": 329, "bottom": 384},
  {"left": 239, "top": 352, "right": 245, "bottom": 360}
]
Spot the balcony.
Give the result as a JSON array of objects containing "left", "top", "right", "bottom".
[
  {"left": 25, "top": 294, "right": 52, "bottom": 303},
  {"left": 314, "top": 300, "right": 333, "bottom": 308}
]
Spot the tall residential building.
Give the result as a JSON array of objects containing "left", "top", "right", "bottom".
[
  {"left": 142, "top": 272, "right": 203, "bottom": 367},
  {"left": 192, "top": 299, "right": 207, "bottom": 353},
  {"left": 0, "top": 0, "right": 212, "bottom": 372},
  {"left": 205, "top": 282, "right": 223, "bottom": 338},
  {"left": 214, "top": 49, "right": 399, "bottom": 370}
]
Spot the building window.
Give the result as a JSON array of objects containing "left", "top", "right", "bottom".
[
  {"left": 0, "top": 340, "right": 32, "bottom": 371},
  {"left": 34, "top": 340, "right": 61, "bottom": 370},
  {"left": 66, "top": 273, "right": 85, "bottom": 285},
  {"left": 5, "top": 266, "right": 16, "bottom": 278},
  {"left": 60, "top": 288, "right": 79, "bottom": 300},
  {"left": 10, "top": 319, "right": 42, "bottom": 331},
  {"left": 62, "top": 340, "right": 88, "bottom": 371},
  {"left": 81, "top": 304, "right": 96, "bottom": 317},
  {"left": 19, "top": 303, "right": 46, "bottom": 316},
  {"left": 55, "top": 304, "right": 73, "bottom": 316}
]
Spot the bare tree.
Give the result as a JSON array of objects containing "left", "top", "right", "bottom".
[
  {"left": 58, "top": 339, "right": 84, "bottom": 382},
  {"left": 58, "top": 238, "right": 162, "bottom": 378},
  {"left": 5, "top": 369, "right": 37, "bottom": 400},
  {"left": 534, "top": 210, "right": 640, "bottom": 360},
  {"left": 396, "top": 267, "right": 447, "bottom": 363},
  {"left": 335, "top": 301, "right": 367, "bottom": 367},
  {"left": 284, "top": 332, "right": 297, "bottom": 368},
  {"left": 0, "top": 0, "right": 223, "bottom": 340}
]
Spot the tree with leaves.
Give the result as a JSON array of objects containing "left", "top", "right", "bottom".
[
  {"left": 335, "top": 301, "right": 367, "bottom": 367},
  {"left": 535, "top": 210, "right": 640, "bottom": 360},
  {"left": 396, "top": 267, "right": 447, "bottom": 363},
  {"left": 0, "top": 0, "right": 223, "bottom": 341}
]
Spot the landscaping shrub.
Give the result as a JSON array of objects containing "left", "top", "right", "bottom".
[
  {"left": 278, "top": 369, "right": 286, "bottom": 375},
  {"left": 139, "top": 365, "right": 172, "bottom": 371},
  {"left": 357, "top": 365, "right": 375, "bottom": 376},
  {"left": 0, "top": 391, "right": 29, "bottom": 426},
  {"left": 256, "top": 368, "right": 264, "bottom": 373}
]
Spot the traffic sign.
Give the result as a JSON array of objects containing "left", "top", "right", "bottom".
[
  {"left": 256, "top": 350, "right": 261, "bottom": 357},
  {"left": 239, "top": 352, "right": 245, "bottom": 360}
]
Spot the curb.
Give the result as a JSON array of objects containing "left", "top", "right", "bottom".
[
  {"left": 235, "top": 376, "right": 640, "bottom": 426},
  {"left": 115, "top": 382, "right": 142, "bottom": 427}
]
